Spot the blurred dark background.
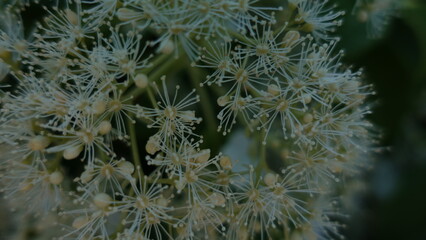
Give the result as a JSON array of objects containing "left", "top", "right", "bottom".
[{"left": 337, "top": 0, "right": 426, "bottom": 239}]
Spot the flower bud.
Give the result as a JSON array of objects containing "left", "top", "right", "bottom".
[
  {"left": 28, "top": 135, "right": 50, "bottom": 151},
  {"left": 303, "top": 113, "right": 313, "bottom": 123},
  {"left": 146, "top": 136, "right": 161, "bottom": 155},
  {"left": 344, "top": 80, "right": 360, "bottom": 92},
  {"left": 282, "top": 30, "right": 300, "bottom": 47},
  {"left": 116, "top": 8, "right": 137, "bottom": 22},
  {"left": 303, "top": 94, "right": 312, "bottom": 104},
  {"left": 217, "top": 95, "right": 229, "bottom": 107},
  {"left": 93, "top": 193, "right": 112, "bottom": 209},
  {"left": 49, "top": 171, "right": 64, "bottom": 185},
  {"left": 181, "top": 110, "right": 196, "bottom": 122},
  {"left": 80, "top": 169, "right": 93, "bottom": 184},
  {"left": 63, "top": 145, "right": 83, "bottom": 160},
  {"left": 219, "top": 156, "right": 232, "bottom": 170},
  {"left": 267, "top": 84, "right": 280, "bottom": 96},
  {"left": 158, "top": 39, "right": 174, "bottom": 55},
  {"left": 134, "top": 73, "right": 149, "bottom": 89},
  {"left": 196, "top": 149, "right": 210, "bottom": 163},
  {"left": 210, "top": 192, "right": 226, "bottom": 206},
  {"left": 98, "top": 121, "right": 112, "bottom": 135},
  {"left": 118, "top": 161, "right": 135, "bottom": 175},
  {"left": 92, "top": 100, "right": 107, "bottom": 115},
  {"left": 72, "top": 216, "right": 90, "bottom": 229},
  {"left": 65, "top": 9, "right": 79, "bottom": 26},
  {"left": 156, "top": 196, "right": 169, "bottom": 207},
  {"left": 264, "top": 173, "right": 277, "bottom": 187}
]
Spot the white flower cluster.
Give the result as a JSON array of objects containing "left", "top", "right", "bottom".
[{"left": 0, "top": 0, "right": 375, "bottom": 239}]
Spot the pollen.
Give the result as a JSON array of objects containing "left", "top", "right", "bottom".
[
  {"left": 235, "top": 69, "right": 249, "bottom": 83},
  {"left": 100, "top": 164, "right": 115, "bottom": 179},
  {"left": 218, "top": 60, "right": 230, "bottom": 70},
  {"left": 164, "top": 106, "right": 178, "bottom": 120},
  {"left": 184, "top": 170, "right": 199, "bottom": 183},
  {"left": 147, "top": 212, "right": 161, "bottom": 224},
  {"left": 109, "top": 99, "right": 123, "bottom": 113},
  {"left": 135, "top": 195, "right": 150, "bottom": 210},
  {"left": 276, "top": 99, "right": 289, "bottom": 112},
  {"left": 255, "top": 44, "right": 270, "bottom": 56},
  {"left": 77, "top": 129, "right": 96, "bottom": 144},
  {"left": 248, "top": 189, "right": 260, "bottom": 201}
]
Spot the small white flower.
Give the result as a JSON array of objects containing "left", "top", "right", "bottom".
[
  {"left": 141, "top": 78, "right": 201, "bottom": 144},
  {"left": 60, "top": 191, "right": 118, "bottom": 240},
  {"left": 104, "top": 30, "right": 152, "bottom": 78},
  {"left": 217, "top": 94, "right": 259, "bottom": 135},
  {"left": 114, "top": 173, "right": 174, "bottom": 240},
  {"left": 294, "top": 0, "right": 344, "bottom": 41},
  {"left": 38, "top": 3, "right": 99, "bottom": 43},
  {"left": 0, "top": 10, "right": 28, "bottom": 60},
  {"left": 0, "top": 161, "right": 63, "bottom": 214},
  {"left": 229, "top": 166, "right": 274, "bottom": 240},
  {"left": 257, "top": 87, "right": 304, "bottom": 143},
  {"left": 44, "top": 116, "right": 114, "bottom": 167},
  {"left": 82, "top": 0, "right": 118, "bottom": 22},
  {"left": 75, "top": 158, "right": 134, "bottom": 201}
]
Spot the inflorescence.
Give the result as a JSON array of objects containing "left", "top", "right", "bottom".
[{"left": 0, "top": 0, "right": 379, "bottom": 239}]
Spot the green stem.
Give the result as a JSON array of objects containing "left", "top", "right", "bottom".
[
  {"left": 154, "top": 178, "right": 174, "bottom": 185},
  {"left": 147, "top": 86, "right": 158, "bottom": 108},
  {"left": 127, "top": 118, "right": 144, "bottom": 178},
  {"left": 284, "top": 220, "right": 290, "bottom": 240},
  {"left": 46, "top": 152, "right": 63, "bottom": 172},
  {"left": 188, "top": 66, "right": 217, "bottom": 136},
  {"left": 209, "top": 84, "right": 258, "bottom": 134},
  {"left": 98, "top": 145, "right": 108, "bottom": 162},
  {"left": 256, "top": 132, "right": 267, "bottom": 178},
  {"left": 120, "top": 49, "right": 171, "bottom": 91},
  {"left": 168, "top": 224, "right": 173, "bottom": 238},
  {"left": 123, "top": 51, "right": 184, "bottom": 101}
]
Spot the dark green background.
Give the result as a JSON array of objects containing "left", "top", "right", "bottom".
[{"left": 338, "top": 0, "right": 426, "bottom": 239}]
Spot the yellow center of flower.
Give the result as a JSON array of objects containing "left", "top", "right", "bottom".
[
  {"left": 135, "top": 195, "right": 150, "bottom": 210},
  {"left": 235, "top": 69, "right": 249, "bottom": 83},
  {"left": 276, "top": 99, "right": 289, "bottom": 112},
  {"left": 256, "top": 44, "right": 269, "bottom": 56},
  {"left": 101, "top": 164, "right": 115, "bottom": 179},
  {"left": 164, "top": 106, "right": 178, "bottom": 120},
  {"left": 109, "top": 100, "right": 122, "bottom": 112},
  {"left": 77, "top": 129, "right": 95, "bottom": 144}
]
